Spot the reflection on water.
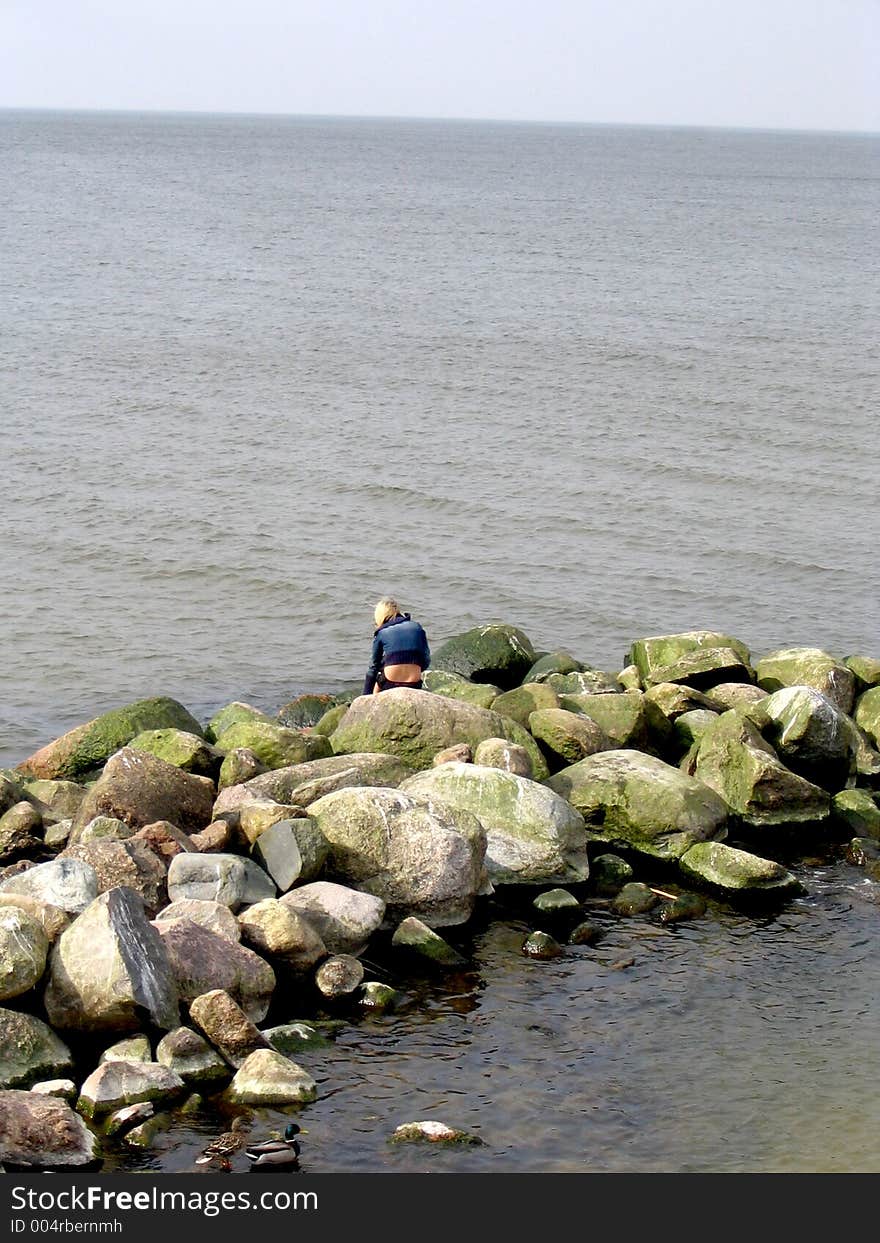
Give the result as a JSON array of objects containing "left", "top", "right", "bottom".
[{"left": 100, "top": 857, "right": 880, "bottom": 1175}]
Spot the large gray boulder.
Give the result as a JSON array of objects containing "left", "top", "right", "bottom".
[
  {"left": 0, "top": 1090, "right": 97, "bottom": 1167},
  {"left": 761, "top": 686, "right": 853, "bottom": 791},
  {"left": 755, "top": 647, "right": 856, "bottom": 715},
  {"left": 401, "top": 763, "right": 589, "bottom": 885},
  {"left": 431, "top": 623, "right": 536, "bottom": 689},
  {"left": 329, "top": 688, "right": 548, "bottom": 779},
  {"left": 44, "top": 888, "right": 179, "bottom": 1034},
  {"left": 308, "top": 786, "right": 488, "bottom": 926},
  {"left": 679, "top": 841, "right": 804, "bottom": 900},
  {"left": 0, "top": 1008, "right": 73, "bottom": 1089},
  {"left": 546, "top": 749, "right": 728, "bottom": 861},
  {"left": 693, "top": 710, "right": 831, "bottom": 829},
  {"left": 166, "top": 852, "right": 276, "bottom": 909},
  {"left": 155, "top": 918, "right": 275, "bottom": 1022},
  {"left": 251, "top": 818, "right": 329, "bottom": 891},
  {"left": 71, "top": 748, "right": 215, "bottom": 836},
  {"left": 280, "top": 881, "right": 386, "bottom": 955},
  {"left": 0, "top": 907, "right": 49, "bottom": 1000},
  {"left": 77, "top": 1061, "right": 186, "bottom": 1118},
  {"left": 0, "top": 857, "right": 98, "bottom": 914}
]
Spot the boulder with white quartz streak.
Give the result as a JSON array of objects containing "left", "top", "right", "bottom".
[{"left": 0, "top": 857, "right": 98, "bottom": 914}]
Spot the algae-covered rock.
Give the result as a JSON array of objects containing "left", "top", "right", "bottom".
[
  {"left": 129, "top": 729, "right": 222, "bottom": 776},
  {"left": 705, "top": 683, "right": 769, "bottom": 713},
  {"left": 533, "top": 888, "right": 579, "bottom": 913},
  {"left": 226, "top": 1049, "right": 317, "bottom": 1106},
  {"left": 628, "top": 632, "right": 753, "bottom": 690},
  {"left": 679, "top": 841, "right": 804, "bottom": 900},
  {"left": 543, "top": 670, "right": 622, "bottom": 695},
  {"left": 0, "top": 802, "right": 43, "bottom": 863},
  {"left": 431, "top": 623, "right": 536, "bottom": 689},
  {"left": 0, "top": 1090, "right": 97, "bottom": 1168},
  {"left": 422, "top": 670, "right": 501, "bottom": 709},
  {"left": 311, "top": 703, "right": 351, "bottom": 737},
  {"left": 99, "top": 1035, "right": 151, "bottom": 1064},
  {"left": 216, "top": 753, "right": 414, "bottom": 815},
  {"left": 308, "top": 786, "right": 487, "bottom": 926},
  {"left": 845, "top": 656, "right": 880, "bottom": 692},
  {"left": 391, "top": 916, "right": 468, "bottom": 968},
  {"left": 644, "top": 682, "right": 719, "bottom": 721},
  {"left": 155, "top": 1025, "right": 231, "bottom": 1086},
  {"left": 658, "top": 893, "right": 707, "bottom": 923},
  {"left": 71, "top": 748, "right": 215, "bottom": 837},
  {"left": 611, "top": 882, "right": 658, "bottom": 915},
  {"left": 402, "top": 762, "right": 588, "bottom": 886},
  {"left": 17, "top": 697, "right": 205, "bottom": 782},
  {"left": 558, "top": 690, "right": 664, "bottom": 752},
  {"left": 528, "top": 708, "right": 612, "bottom": 768},
  {"left": 360, "top": 981, "right": 399, "bottom": 1011},
  {"left": 491, "top": 683, "right": 560, "bottom": 728},
  {"left": 832, "top": 789, "right": 880, "bottom": 839},
  {"left": 329, "top": 688, "right": 548, "bottom": 779},
  {"left": 74, "top": 816, "right": 136, "bottom": 844},
  {"left": 673, "top": 709, "right": 719, "bottom": 754},
  {"left": 44, "top": 888, "right": 179, "bottom": 1034},
  {"left": 693, "top": 710, "right": 831, "bottom": 829},
  {"left": 0, "top": 1009, "right": 73, "bottom": 1089},
  {"left": 590, "top": 853, "right": 633, "bottom": 895},
  {"left": 522, "top": 930, "right": 564, "bottom": 960},
  {"left": 854, "top": 686, "right": 880, "bottom": 750},
  {"left": 217, "top": 748, "right": 265, "bottom": 791},
  {"left": 204, "top": 702, "right": 274, "bottom": 744},
  {"left": 525, "top": 651, "right": 584, "bottom": 682},
  {"left": 547, "top": 750, "right": 727, "bottom": 862},
  {"left": 214, "top": 720, "right": 332, "bottom": 770},
  {"left": 390, "top": 1120, "right": 483, "bottom": 1145},
  {"left": 755, "top": 648, "right": 855, "bottom": 715},
  {"left": 238, "top": 800, "right": 306, "bottom": 845},
  {"left": 19, "top": 779, "right": 88, "bottom": 822}
]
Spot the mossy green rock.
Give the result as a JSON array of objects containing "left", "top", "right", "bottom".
[
  {"left": 528, "top": 708, "right": 612, "bottom": 768},
  {"left": 219, "top": 753, "right": 415, "bottom": 814},
  {"left": 525, "top": 651, "right": 584, "bottom": 682},
  {"left": 215, "top": 720, "right": 332, "bottom": 770},
  {"left": 644, "top": 682, "right": 719, "bottom": 721},
  {"left": 694, "top": 710, "right": 831, "bottom": 829},
  {"left": 491, "top": 683, "right": 560, "bottom": 728},
  {"left": 204, "top": 702, "right": 274, "bottom": 744},
  {"left": 391, "top": 916, "right": 468, "bottom": 967},
  {"left": 20, "top": 779, "right": 88, "bottom": 822},
  {"left": 533, "top": 888, "right": 579, "bottom": 913},
  {"left": 546, "top": 749, "right": 728, "bottom": 862},
  {"left": 312, "top": 703, "right": 351, "bottom": 736},
  {"left": 544, "top": 670, "right": 622, "bottom": 695},
  {"left": 673, "top": 710, "right": 719, "bottom": 753},
  {"left": 568, "top": 921, "right": 601, "bottom": 944},
  {"left": 844, "top": 655, "right": 880, "bottom": 691},
  {"left": 755, "top": 647, "right": 856, "bottom": 715},
  {"left": 431, "top": 623, "right": 536, "bottom": 689},
  {"left": 590, "top": 853, "right": 633, "bottom": 895},
  {"left": 522, "top": 930, "right": 564, "bottom": 960},
  {"left": 17, "top": 697, "right": 206, "bottom": 782},
  {"left": 854, "top": 686, "right": 880, "bottom": 750},
  {"left": 401, "top": 762, "right": 588, "bottom": 885},
  {"left": 628, "top": 631, "right": 753, "bottom": 690},
  {"left": 422, "top": 670, "right": 501, "bottom": 709},
  {"left": 657, "top": 892, "right": 707, "bottom": 923},
  {"left": 832, "top": 789, "right": 880, "bottom": 839},
  {"left": 559, "top": 691, "right": 668, "bottom": 753},
  {"left": 329, "top": 687, "right": 548, "bottom": 779},
  {"left": 129, "top": 729, "right": 222, "bottom": 776},
  {"left": 679, "top": 841, "right": 804, "bottom": 899},
  {"left": 217, "top": 747, "right": 265, "bottom": 790},
  {"left": 761, "top": 687, "right": 852, "bottom": 792},
  {"left": 227, "top": 1049, "right": 319, "bottom": 1106}
]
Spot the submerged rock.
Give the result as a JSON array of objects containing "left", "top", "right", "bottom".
[
  {"left": 611, "top": 883, "right": 658, "bottom": 915},
  {"left": 521, "top": 931, "right": 564, "bottom": 960},
  {"left": 533, "top": 888, "right": 580, "bottom": 912},
  {"left": 390, "top": 1120, "right": 483, "bottom": 1145},
  {"left": 391, "top": 916, "right": 468, "bottom": 968},
  {"left": 590, "top": 853, "right": 633, "bottom": 895},
  {"left": 658, "top": 893, "right": 707, "bottom": 924}
]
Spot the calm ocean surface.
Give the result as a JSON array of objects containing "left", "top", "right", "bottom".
[{"left": 1, "top": 111, "right": 878, "bottom": 1174}]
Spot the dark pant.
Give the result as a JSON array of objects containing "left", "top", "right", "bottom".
[{"left": 377, "top": 671, "right": 423, "bottom": 691}]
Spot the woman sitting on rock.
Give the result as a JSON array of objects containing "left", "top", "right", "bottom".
[{"left": 364, "top": 598, "right": 431, "bottom": 694}]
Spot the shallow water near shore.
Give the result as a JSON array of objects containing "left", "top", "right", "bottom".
[
  {"left": 2, "top": 111, "right": 878, "bottom": 1175},
  {"left": 84, "top": 852, "right": 879, "bottom": 1176}
]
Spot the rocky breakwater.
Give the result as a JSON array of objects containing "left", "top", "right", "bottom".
[{"left": 1, "top": 624, "right": 878, "bottom": 1169}]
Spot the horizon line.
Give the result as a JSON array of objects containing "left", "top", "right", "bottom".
[{"left": 1, "top": 103, "right": 877, "bottom": 139}]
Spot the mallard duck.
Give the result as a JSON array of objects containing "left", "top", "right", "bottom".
[
  {"left": 244, "top": 1123, "right": 303, "bottom": 1169},
  {"left": 196, "top": 1116, "right": 251, "bottom": 1167}
]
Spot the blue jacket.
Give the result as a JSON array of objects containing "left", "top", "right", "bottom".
[{"left": 364, "top": 613, "right": 431, "bottom": 694}]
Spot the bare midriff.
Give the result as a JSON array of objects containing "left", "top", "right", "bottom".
[{"left": 383, "top": 663, "right": 422, "bottom": 684}]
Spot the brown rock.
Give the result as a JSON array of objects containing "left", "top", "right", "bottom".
[
  {"left": 156, "top": 919, "right": 275, "bottom": 1021},
  {"left": 70, "top": 748, "right": 215, "bottom": 837},
  {"left": 433, "top": 744, "right": 473, "bottom": 766},
  {"left": 188, "top": 988, "right": 270, "bottom": 1068},
  {"left": 130, "top": 820, "right": 195, "bottom": 864},
  {"left": 189, "top": 821, "right": 231, "bottom": 853},
  {"left": 63, "top": 840, "right": 167, "bottom": 915},
  {"left": 0, "top": 1089, "right": 97, "bottom": 1167}
]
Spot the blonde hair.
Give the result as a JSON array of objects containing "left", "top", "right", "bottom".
[{"left": 374, "top": 597, "right": 401, "bottom": 628}]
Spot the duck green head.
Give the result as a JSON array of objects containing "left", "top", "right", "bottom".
[{"left": 284, "top": 1123, "right": 301, "bottom": 1140}]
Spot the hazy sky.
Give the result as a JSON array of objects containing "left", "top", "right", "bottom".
[{"left": 1, "top": 0, "right": 878, "bottom": 132}]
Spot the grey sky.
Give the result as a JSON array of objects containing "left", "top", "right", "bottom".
[{"left": 1, "top": 0, "right": 878, "bottom": 132}]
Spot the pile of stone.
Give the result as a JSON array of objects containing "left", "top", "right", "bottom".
[{"left": 1, "top": 625, "right": 878, "bottom": 1168}]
